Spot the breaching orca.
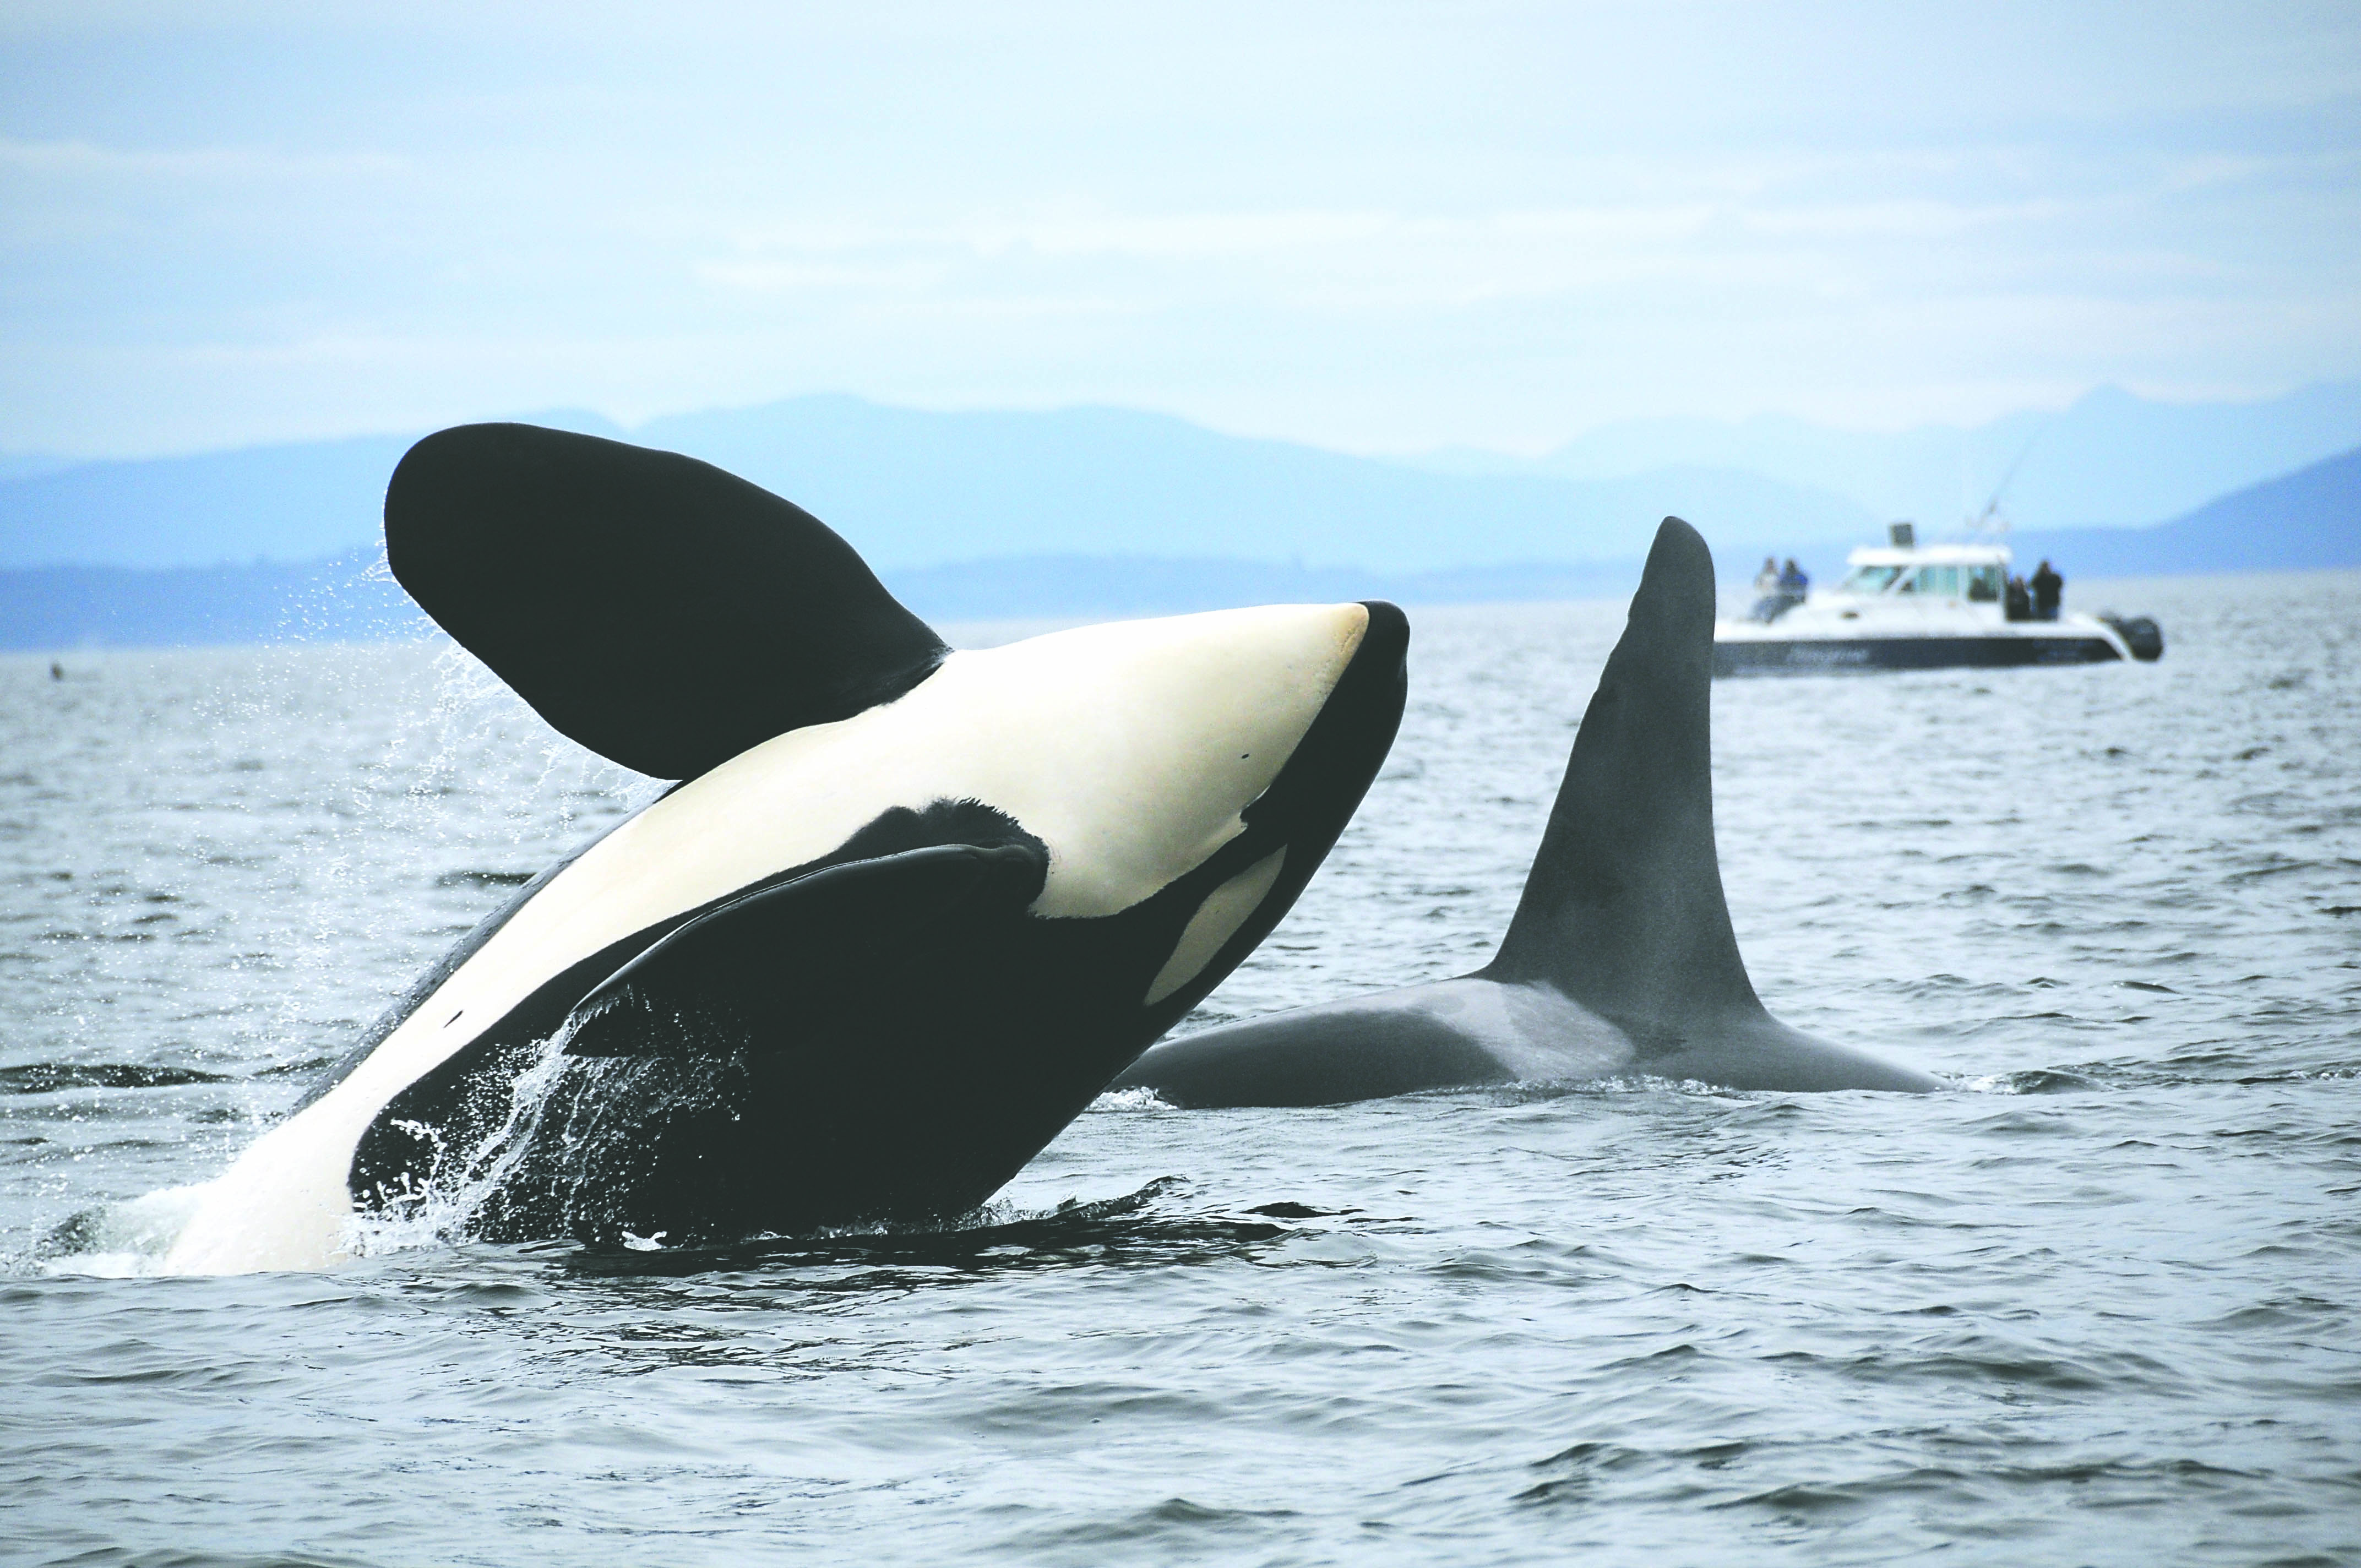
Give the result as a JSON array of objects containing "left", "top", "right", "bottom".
[
  {"left": 1112, "top": 518, "right": 1941, "bottom": 1107},
  {"left": 160, "top": 424, "right": 1408, "bottom": 1273}
]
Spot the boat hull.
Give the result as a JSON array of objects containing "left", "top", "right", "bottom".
[{"left": 1713, "top": 633, "right": 2123, "bottom": 677}]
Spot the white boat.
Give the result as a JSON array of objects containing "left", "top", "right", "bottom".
[{"left": 1714, "top": 524, "right": 2163, "bottom": 676}]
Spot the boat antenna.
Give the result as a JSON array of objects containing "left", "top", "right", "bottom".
[{"left": 1969, "top": 424, "right": 2043, "bottom": 537}]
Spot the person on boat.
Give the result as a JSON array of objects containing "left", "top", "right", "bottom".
[
  {"left": 1748, "top": 556, "right": 1803, "bottom": 622},
  {"left": 2031, "top": 560, "right": 2063, "bottom": 621},
  {"left": 2005, "top": 574, "right": 2031, "bottom": 622},
  {"left": 1778, "top": 558, "right": 1809, "bottom": 594}
]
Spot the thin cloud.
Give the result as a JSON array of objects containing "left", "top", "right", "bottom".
[{"left": 0, "top": 137, "right": 410, "bottom": 183}]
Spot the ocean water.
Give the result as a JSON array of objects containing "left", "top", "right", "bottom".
[{"left": 2, "top": 571, "right": 2356, "bottom": 1566}]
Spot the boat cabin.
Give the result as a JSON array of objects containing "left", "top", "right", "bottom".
[{"left": 1834, "top": 543, "right": 2012, "bottom": 608}]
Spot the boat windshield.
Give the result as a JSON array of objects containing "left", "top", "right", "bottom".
[
  {"left": 1840, "top": 565, "right": 1901, "bottom": 594},
  {"left": 1900, "top": 565, "right": 1962, "bottom": 596}
]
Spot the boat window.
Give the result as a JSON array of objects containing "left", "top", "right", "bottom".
[
  {"left": 1912, "top": 565, "right": 1961, "bottom": 597},
  {"left": 1965, "top": 565, "right": 2002, "bottom": 602},
  {"left": 1841, "top": 565, "right": 1901, "bottom": 594}
]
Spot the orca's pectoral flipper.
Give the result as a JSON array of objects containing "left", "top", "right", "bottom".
[
  {"left": 385, "top": 423, "right": 950, "bottom": 780},
  {"left": 1483, "top": 518, "right": 1764, "bottom": 1025},
  {"left": 562, "top": 843, "right": 1047, "bottom": 1057}
]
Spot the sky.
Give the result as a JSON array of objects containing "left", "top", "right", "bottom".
[{"left": 2, "top": 1, "right": 2358, "bottom": 459}]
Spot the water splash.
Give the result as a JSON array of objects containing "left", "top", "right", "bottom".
[{"left": 341, "top": 1030, "right": 583, "bottom": 1261}]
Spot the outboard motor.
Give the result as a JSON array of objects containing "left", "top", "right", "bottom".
[{"left": 2101, "top": 613, "right": 2166, "bottom": 662}]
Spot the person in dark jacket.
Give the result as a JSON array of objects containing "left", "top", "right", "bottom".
[
  {"left": 2005, "top": 574, "right": 2031, "bottom": 622},
  {"left": 2031, "top": 559, "right": 2063, "bottom": 620}
]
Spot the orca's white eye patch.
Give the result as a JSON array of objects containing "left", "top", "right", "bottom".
[{"left": 1144, "top": 848, "right": 1287, "bottom": 1005}]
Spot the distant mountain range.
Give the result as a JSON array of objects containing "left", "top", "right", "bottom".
[
  {"left": 0, "top": 390, "right": 2354, "bottom": 650},
  {"left": 2007, "top": 442, "right": 2361, "bottom": 579},
  {"left": 1413, "top": 380, "right": 2361, "bottom": 537},
  {"left": 0, "top": 398, "right": 1874, "bottom": 575},
  {"left": 1734, "top": 443, "right": 2361, "bottom": 590}
]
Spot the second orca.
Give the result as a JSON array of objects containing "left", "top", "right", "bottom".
[{"left": 1114, "top": 518, "right": 1942, "bottom": 1107}]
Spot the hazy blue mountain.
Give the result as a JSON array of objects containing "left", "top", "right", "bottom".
[
  {"left": 632, "top": 397, "right": 1874, "bottom": 568},
  {"left": 1414, "top": 380, "right": 2361, "bottom": 537},
  {"left": 0, "top": 454, "right": 73, "bottom": 483},
  {"left": 0, "top": 395, "right": 1865, "bottom": 573},
  {"left": 2006, "top": 443, "right": 2361, "bottom": 580},
  {"left": 0, "top": 552, "right": 427, "bottom": 651},
  {"left": 1751, "top": 443, "right": 2361, "bottom": 588},
  {"left": 0, "top": 434, "right": 418, "bottom": 570},
  {"left": 637, "top": 399, "right": 1643, "bottom": 569},
  {"left": 0, "top": 410, "right": 624, "bottom": 571}
]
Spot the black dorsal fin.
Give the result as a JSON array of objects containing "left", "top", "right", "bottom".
[
  {"left": 1482, "top": 518, "right": 1764, "bottom": 1022},
  {"left": 385, "top": 423, "right": 949, "bottom": 780}
]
